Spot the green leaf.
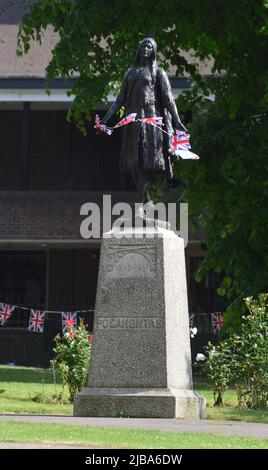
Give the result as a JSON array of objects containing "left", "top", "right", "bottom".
[{"left": 217, "top": 287, "right": 226, "bottom": 297}]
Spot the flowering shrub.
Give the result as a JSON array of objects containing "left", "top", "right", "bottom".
[
  {"left": 201, "top": 293, "right": 268, "bottom": 408},
  {"left": 231, "top": 294, "right": 268, "bottom": 408},
  {"left": 51, "top": 319, "right": 92, "bottom": 402},
  {"left": 203, "top": 341, "right": 233, "bottom": 406}
]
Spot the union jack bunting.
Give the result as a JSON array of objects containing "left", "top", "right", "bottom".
[
  {"left": 28, "top": 309, "right": 45, "bottom": 333},
  {"left": 94, "top": 114, "right": 113, "bottom": 135},
  {"left": 172, "top": 131, "right": 200, "bottom": 160},
  {"left": 0, "top": 303, "right": 15, "bottom": 325},
  {"left": 189, "top": 313, "right": 195, "bottom": 329},
  {"left": 173, "top": 131, "right": 191, "bottom": 151},
  {"left": 114, "top": 113, "right": 137, "bottom": 128},
  {"left": 139, "top": 116, "right": 163, "bottom": 126},
  {"left": 62, "top": 312, "right": 77, "bottom": 333},
  {"left": 211, "top": 312, "right": 224, "bottom": 334},
  {"left": 95, "top": 113, "right": 167, "bottom": 135}
]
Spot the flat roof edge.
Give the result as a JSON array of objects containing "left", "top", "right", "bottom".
[{"left": 0, "top": 76, "right": 193, "bottom": 89}]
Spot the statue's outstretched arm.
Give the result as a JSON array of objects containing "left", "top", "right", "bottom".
[
  {"left": 101, "top": 70, "right": 129, "bottom": 125},
  {"left": 160, "top": 69, "right": 187, "bottom": 132},
  {"left": 101, "top": 98, "right": 123, "bottom": 125},
  {"left": 167, "top": 100, "right": 187, "bottom": 132}
]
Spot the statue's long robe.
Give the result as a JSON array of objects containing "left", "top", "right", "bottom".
[{"left": 116, "top": 66, "right": 177, "bottom": 178}]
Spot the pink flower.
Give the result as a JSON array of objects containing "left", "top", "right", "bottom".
[{"left": 66, "top": 320, "right": 75, "bottom": 329}]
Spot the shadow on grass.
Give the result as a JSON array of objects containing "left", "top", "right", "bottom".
[
  {"left": 207, "top": 406, "right": 268, "bottom": 424},
  {"left": 193, "top": 375, "right": 214, "bottom": 390},
  {"left": 0, "top": 366, "right": 59, "bottom": 385}
]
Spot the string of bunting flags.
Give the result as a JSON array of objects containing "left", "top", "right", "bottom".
[
  {"left": 211, "top": 312, "right": 224, "bottom": 334},
  {"left": 94, "top": 113, "right": 200, "bottom": 160},
  {"left": 188, "top": 312, "right": 224, "bottom": 334},
  {"left": 0, "top": 302, "right": 223, "bottom": 335},
  {"left": 0, "top": 302, "right": 93, "bottom": 334}
]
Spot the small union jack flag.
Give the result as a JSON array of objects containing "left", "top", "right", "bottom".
[
  {"left": 139, "top": 116, "right": 163, "bottom": 126},
  {"left": 189, "top": 313, "right": 195, "bottom": 329},
  {"left": 62, "top": 312, "right": 77, "bottom": 333},
  {"left": 0, "top": 303, "right": 15, "bottom": 325},
  {"left": 173, "top": 131, "right": 191, "bottom": 151},
  {"left": 94, "top": 114, "right": 113, "bottom": 135},
  {"left": 28, "top": 309, "right": 45, "bottom": 333},
  {"left": 172, "top": 131, "right": 200, "bottom": 160},
  {"left": 114, "top": 113, "right": 137, "bottom": 128},
  {"left": 211, "top": 312, "right": 224, "bottom": 334}
]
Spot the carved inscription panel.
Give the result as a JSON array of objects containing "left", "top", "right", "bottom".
[
  {"left": 95, "top": 317, "right": 164, "bottom": 330},
  {"left": 106, "top": 244, "right": 157, "bottom": 279}
]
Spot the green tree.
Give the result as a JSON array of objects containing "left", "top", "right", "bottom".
[{"left": 18, "top": 0, "right": 268, "bottom": 328}]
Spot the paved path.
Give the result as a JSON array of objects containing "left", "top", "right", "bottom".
[
  {"left": 0, "top": 442, "right": 102, "bottom": 449},
  {"left": 0, "top": 414, "right": 268, "bottom": 439}
]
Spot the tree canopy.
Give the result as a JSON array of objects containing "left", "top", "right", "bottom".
[{"left": 18, "top": 0, "right": 268, "bottom": 329}]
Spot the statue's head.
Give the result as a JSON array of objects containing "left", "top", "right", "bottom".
[{"left": 135, "top": 37, "right": 157, "bottom": 66}]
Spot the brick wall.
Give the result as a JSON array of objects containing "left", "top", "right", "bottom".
[
  {"left": 0, "top": 191, "right": 139, "bottom": 239},
  {"left": 0, "top": 110, "right": 129, "bottom": 191}
]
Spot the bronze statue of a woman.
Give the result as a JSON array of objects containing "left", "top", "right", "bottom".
[{"left": 101, "top": 37, "right": 186, "bottom": 204}]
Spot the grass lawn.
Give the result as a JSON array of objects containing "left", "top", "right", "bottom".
[
  {"left": 194, "top": 376, "right": 268, "bottom": 424},
  {"left": 0, "top": 365, "right": 72, "bottom": 415},
  {"left": 0, "top": 420, "right": 267, "bottom": 449},
  {"left": 0, "top": 365, "right": 268, "bottom": 424}
]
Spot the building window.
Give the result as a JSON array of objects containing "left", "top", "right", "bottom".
[{"left": 0, "top": 251, "right": 46, "bottom": 321}]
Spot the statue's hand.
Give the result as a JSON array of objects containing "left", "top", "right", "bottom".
[
  {"left": 95, "top": 114, "right": 107, "bottom": 135},
  {"left": 95, "top": 119, "right": 108, "bottom": 135}
]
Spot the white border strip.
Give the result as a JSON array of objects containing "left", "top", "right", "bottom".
[
  {"left": 0, "top": 88, "right": 185, "bottom": 102},
  {"left": 0, "top": 88, "right": 73, "bottom": 102}
]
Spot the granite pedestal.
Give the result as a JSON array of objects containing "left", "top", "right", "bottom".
[{"left": 74, "top": 227, "right": 205, "bottom": 418}]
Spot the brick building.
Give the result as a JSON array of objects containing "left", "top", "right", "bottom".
[{"left": 0, "top": 0, "right": 224, "bottom": 366}]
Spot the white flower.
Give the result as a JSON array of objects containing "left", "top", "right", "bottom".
[
  {"left": 190, "top": 327, "right": 198, "bottom": 338},
  {"left": 196, "top": 353, "right": 205, "bottom": 362}
]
